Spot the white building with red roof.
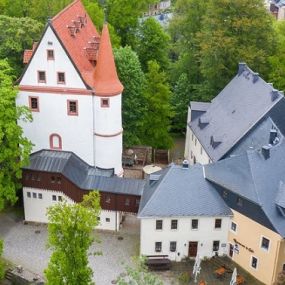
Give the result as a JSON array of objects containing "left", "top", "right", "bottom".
[{"left": 17, "top": 0, "right": 124, "bottom": 176}]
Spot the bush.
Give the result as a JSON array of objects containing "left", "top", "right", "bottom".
[{"left": 178, "top": 272, "right": 191, "bottom": 284}]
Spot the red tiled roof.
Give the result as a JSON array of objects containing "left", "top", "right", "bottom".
[
  {"left": 93, "top": 24, "right": 123, "bottom": 96},
  {"left": 51, "top": 0, "right": 100, "bottom": 89},
  {"left": 23, "top": 50, "right": 33, "bottom": 64}
]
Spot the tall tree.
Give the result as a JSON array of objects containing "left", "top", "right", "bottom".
[
  {"left": 45, "top": 191, "right": 101, "bottom": 285},
  {"left": 198, "top": 0, "right": 276, "bottom": 99},
  {"left": 0, "top": 60, "right": 32, "bottom": 210},
  {"left": 136, "top": 17, "right": 170, "bottom": 72},
  {"left": 105, "top": 0, "right": 156, "bottom": 47},
  {"left": 142, "top": 61, "right": 173, "bottom": 149},
  {"left": 0, "top": 15, "right": 43, "bottom": 76},
  {"left": 114, "top": 47, "right": 146, "bottom": 147},
  {"left": 269, "top": 21, "right": 285, "bottom": 92}
]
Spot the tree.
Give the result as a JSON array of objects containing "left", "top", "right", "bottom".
[
  {"left": 171, "top": 73, "right": 191, "bottom": 133},
  {"left": 116, "top": 256, "right": 163, "bottom": 285},
  {"left": 105, "top": 0, "right": 156, "bottom": 47},
  {"left": 45, "top": 191, "right": 101, "bottom": 285},
  {"left": 142, "top": 61, "right": 173, "bottom": 149},
  {"left": 0, "top": 15, "right": 43, "bottom": 76},
  {"left": 269, "top": 21, "right": 285, "bottom": 92},
  {"left": 0, "top": 60, "right": 32, "bottom": 210},
  {"left": 114, "top": 47, "right": 146, "bottom": 147},
  {"left": 197, "top": 0, "right": 276, "bottom": 100},
  {"left": 136, "top": 18, "right": 170, "bottom": 72}
]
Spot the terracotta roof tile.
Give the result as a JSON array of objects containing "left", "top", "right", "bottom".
[{"left": 23, "top": 50, "right": 33, "bottom": 64}]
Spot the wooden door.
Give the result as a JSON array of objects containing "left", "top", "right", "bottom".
[
  {"left": 188, "top": 241, "right": 198, "bottom": 257},
  {"left": 229, "top": 243, "right": 234, "bottom": 258}
]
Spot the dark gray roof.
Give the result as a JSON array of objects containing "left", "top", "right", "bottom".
[
  {"left": 189, "top": 63, "right": 283, "bottom": 162},
  {"left": 205, "top": 142, "right": 285, "bottom": 237},
  {"left": 138, "top": 164, "right": 232, "bottom": 218},
  {"left": 24, "top": 150, "right": 145, "bottom": 196}
]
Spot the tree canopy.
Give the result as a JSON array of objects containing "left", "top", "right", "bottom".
[{"left": 45, "top": 191, "right": 101, "bottom": 285}]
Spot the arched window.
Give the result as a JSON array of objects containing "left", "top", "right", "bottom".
[{"left": 49, "top": 134, "right": 62, "bottom": 150}]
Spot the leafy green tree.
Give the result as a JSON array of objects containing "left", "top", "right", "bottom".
[
  {"left": 136, "top": 17, "right": 170, "bottom": 72},
  {"left": 116, "top": 256, "right": 163, "bottom": 285},
  {"left": 198, "top": 0, "right": 276, "bottom": 99},
  {"left": 105, "top": 0, "right": 156, "bottom": 47},
  {"left": 0, "top": 60, "right": 32, "bottom": 210},
  {"left": 45, "top": 191, "right": 101, "bottom": 285},
  {"left": 0, "top": 15, "right": 43, "bottom": 76},
  {"left": 114, "top": 47, "right": 146, "bottom": 147},
  {"left": 142, "top": 61, "right": 173, "bottom": 149},
  {"left": 171, "top": 73, "right": 191, "bottom": 133},
  {"left": 269, "top": 21, "right": 285, "bottom": 91}
]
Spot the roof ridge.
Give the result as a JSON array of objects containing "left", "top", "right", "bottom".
[
  {"left": 52, "top": 0, "right": 81, "bottom": 21},
  {"left": 139, "top": 165, "right": 174, "bottom": 217}
]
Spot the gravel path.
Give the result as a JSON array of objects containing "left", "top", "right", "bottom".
[{"left": 0, "top": 212, "right": 139, "bottom": 284}]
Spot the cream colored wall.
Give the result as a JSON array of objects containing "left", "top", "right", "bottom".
[
  {"left": 275, "top": 239, "right": 285, "bottom": 282},
  {"left": 229, "top": 209, "right": 284, "bottom": 285}
]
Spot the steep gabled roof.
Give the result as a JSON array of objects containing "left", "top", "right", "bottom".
[
  {"left": 205, "top": 141, "right": 285, "bottom": 237},
  {"left": 138, "top": 164, "right": 232, "bottom": 218},
  {"left": 189, "top": 63, "right": 283, "bottom": 161}
]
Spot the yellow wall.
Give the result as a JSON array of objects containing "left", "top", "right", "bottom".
[{"left": 229, "top": 210, "right": 284, "bottom": 285}]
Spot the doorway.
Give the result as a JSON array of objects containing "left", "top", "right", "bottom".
[
  {"left": 229, "top": 243, "right": 234, "bottom": 258},
  {"left": 188, "top": 241, "right": 198, "bottom": 257}
]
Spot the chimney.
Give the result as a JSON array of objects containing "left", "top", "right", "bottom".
[
  {"left": 238, "top": 62, "right": 247, "bottom": 76},
  {"left": 252, "top": 72, "right": 259, "bottom": 83},
  {"left": 269, "top": 129, "right": 278, "bottom": 144},
  {"left": 261, "top": 145, "right": 271, "bottom": 160},
  {"left": 271, "top": 89, "right": 279, "bottom": 101},
  {"left": 182, "top": 160, "right": 189, "bottom": 169}
]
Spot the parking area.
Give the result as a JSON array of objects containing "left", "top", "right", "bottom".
[{"left": 0, "top": 211, "right": 140, "bottom": 285}]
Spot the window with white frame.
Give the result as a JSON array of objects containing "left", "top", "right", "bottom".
[
  {"left": 251, "top": 256, "right": 258, "bottom": 269},
  {"left": 215, "top": 218, "right": 222, "bottom": 229},
  {"left": 213, "top": 240, "right": 220, "bottom": 252},
  {"left": 156, "top": 220, "right": 163, "bottom": 230},
  {"left": 191, "top": 219, "right": 198, "bottom": 230},
  {"left": 38, "top": 193, "right": 43, "bottom": 199},
  {"left": 32, "top": 192, "right": 37, "bottom": 198},
  {"left": 261, "top": 237, "right": 270, "bottom": 251},
  {"left": 171, "top": 219, "right": 178, "bottom": 230},
  {"left": 155, "top": 242, "right": 162, "bottom": 252},
  {"left": 27, "top": 192, "right": 31, "bottom": 198},
  {"left": 231, "top": 222, "right": 237, "bottom": 232},
  {"left": 170, "top": 241, "right": 176, "bottom": 252}
]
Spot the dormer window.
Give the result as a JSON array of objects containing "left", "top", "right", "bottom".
[
  {"left": 57, "top": 72, "right": 65, "bottom": 84},
  {"left": 47, "top": 49, "right": 54, "bottom": 60},
  {"left": 38, "top": 71, "right": 46, "bottom": 83},
  {"left": 101, "top": 98, "right": 109, "bottom": 108}
]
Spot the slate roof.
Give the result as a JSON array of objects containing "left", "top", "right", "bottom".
[
  {"left": 24, "top": 150, "right": 145, "bottom": 196},
  {"left": 205, "top": 142, "right": 285, "bottom": 237},
  {"left": 138, "top": 164, "right": 232, "bottom": 218},
  {"left": 189, "top": 63, "right": 283, "bottom": 161}
]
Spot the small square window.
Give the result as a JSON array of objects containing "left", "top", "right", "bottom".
[
  {"left": 27, "top": 192, "right": 31, "bottom": 198},
  {"left": 215, "top": 219, "right": 222, "bottom": 229},
  {"left": 47, "top": 49, "right": 54, "bottom": 60},
  {"left": 156, "top": 220, "right": 163, "bottom": 230},
  {"left": 38, "top": 193, "right": 43, "bottom": 199},
  {"left": 261, "top": 237, "right": 270, "bottom": 251},
  {"left": 191, "top": 219, "right": 198, "bottom": 230},
  {"left": 213, "top": 240, "right": 220, "bottom": 251},
  {"left": 106, "top": 218, "right": 110, "bottom": 222},
  {"left": 105, "top": 195, "right": 111, "bottom": 203},
  {"left": 38, "top": 71, "right": 46, "bottom": 83},
  {"left": 251, "top": 256, "right": 258, "bottom": 269},
  {"left": 52, "top": 195, "right": 57, "bottom": 201},
  {"left": 125, "top": 198, "right": 130, "bottom": 206},
  {"left": 231, "top": 222, "right": 237, "bottom": 232},
  {"left": 67, "top": 100, "right": 78, "bottom": 116},
  {"left": 155, "top": 242, "right": 162, "bottom": 252},
  {"left": 32, "top": 192, "right": 37, "bottom": 198},
  {"left": 101, "top": 98, "right": 109, "bottom": 108},
  {"left": 57, "top": 72, "right": 65, "bottom": 84},
  {"left": 237, "top": 197, "right": 243, "bottom": 207},
  {"left": 171, "top": 219, "right": 178, "bottom": 230},
  {"left": 58, "top": 196, "right": 62, "bottom": 202},
  {"left": 170, "top": 241, "right": 176, "bottom": 252},
  {"left": 29, "top": 97, "right": 39, "bottom": 112}
]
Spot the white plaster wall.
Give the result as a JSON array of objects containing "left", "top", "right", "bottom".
[
  {"left": 23, "top": 187, "right": 74, "bottom": 223},
  {"left": 184, "top": 106, "right": 191, "bottom": 160},
  {"left": 140, "top": 216, "right": 230, "bottom": 261},
  {"left": 20, "top": 26, "right": 86, "bottom": 89},
  {"left": 23, "top": 187, "right": 121, "bottom": 231},
  {"left": 17, "top": 91, "right": 95, "bottom": 165},
  {"left": 94, "top": 135, "right": 123, "bottom": 175}
]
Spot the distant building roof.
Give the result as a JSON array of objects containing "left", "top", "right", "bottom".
[
  {"left": 189, "top": 63, "right": 283, "bottom": 162},
  {"left": 205, "top": 141, "right": 285, "bottom": 237},
  {"left": 138, "top": 164, "right": 232, "bottom": 218},
  {"left": 24, "top": 150, "right": 145, "bottom": 196}
]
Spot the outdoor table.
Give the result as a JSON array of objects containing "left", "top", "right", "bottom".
[{"left": 214, "top": 267, "right": 226, "bottom": 278}]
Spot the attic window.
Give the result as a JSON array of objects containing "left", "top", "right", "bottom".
[
  {"left": 101, "top": 98, "right": 109, "bottom": 108},
  {"left": 57, "top": 72, "right": 66, "bottom": 84},
  {"left": 47, "top": 50, "right": 54, "bottom": 60},
  {"left": 38, "top": 71, "right": 46, "bottom": 83}
]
